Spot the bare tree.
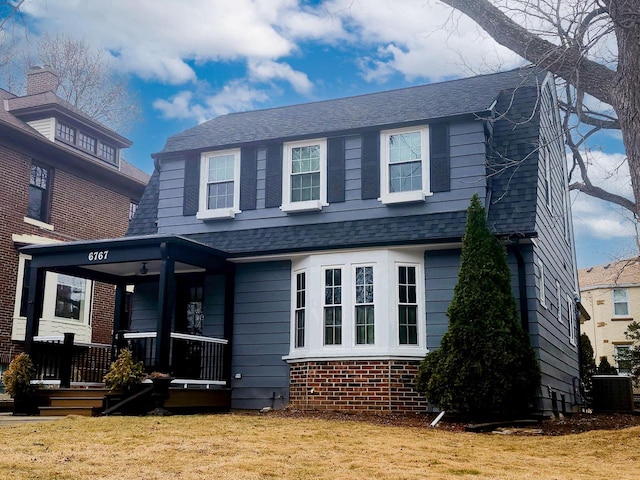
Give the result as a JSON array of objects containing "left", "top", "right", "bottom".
[
  {"left": 437, "top": 0, "right": 639, "bottom": 219},
  {"left": 17, "top": 32, "right": 141, "bottom": 132}
]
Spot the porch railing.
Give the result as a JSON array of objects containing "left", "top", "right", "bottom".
[
  {"left": 31, "top": 334, "right": 112, "bottom": 386},
  {"left": 117, "top": 331, "right": 228, "bottom": 385}
]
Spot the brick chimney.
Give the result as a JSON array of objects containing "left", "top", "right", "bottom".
[{"left": 26, "top": 66, "right": 60, "bottom": 95}]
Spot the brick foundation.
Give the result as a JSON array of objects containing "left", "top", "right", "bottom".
[{"left": 289, "top": 359, "right": 428, "bottom": 413}]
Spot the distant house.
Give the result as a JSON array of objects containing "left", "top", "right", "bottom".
[
  {"left": 579, "top": 259, "right": 640, "bottom": 374},
  {"left": 19, "top": 67, "right": 580, "bottom": 415},
  {"left": 0, "top": 67, "right": 149, "bottom": 383}
]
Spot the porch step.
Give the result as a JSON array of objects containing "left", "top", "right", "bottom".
[
  {"left": 39, "top": 406, "right": 101, "bottom": 417},
  {"left": 36, "top": 388, "right": 110, "bottom": 417}
]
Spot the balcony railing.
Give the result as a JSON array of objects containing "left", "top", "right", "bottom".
[{"left": 117, "top": 331, "right": 228, "bottom": 385}]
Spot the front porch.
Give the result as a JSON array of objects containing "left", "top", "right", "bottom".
[{"left": 19, "top": 235, "right": 235, "bottom": 415}]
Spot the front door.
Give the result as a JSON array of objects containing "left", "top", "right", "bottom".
[{"left": 173, "top": 275, "right": 205, "bottom": 378}]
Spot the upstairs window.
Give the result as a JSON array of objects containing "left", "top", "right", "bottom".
[
  {"left": 281, "top": 138, "right": 327, "bottom": 212},
  {"left": 129, "top": 201, "right": 138, "bottom": 221},
  {"left": 613, "top": 288, "right": 630, "bottom": 317},
  {"left": 78, "top": 132, "right": 97, "bottom": 153},
  {"left": 380, "top": 126, "right": 430, "bottom": 204},
  {"left": 197, "top": 149, "right": 240, "bottom": 220},
  {"left": 99, "top": 143, "right": 116, "bottom": 163},
  {"left": 28, "top": 163, "right": 51, "bottom": 223},
  {"left": 56, "top": 121, "right": 75, "bottom": 144}
]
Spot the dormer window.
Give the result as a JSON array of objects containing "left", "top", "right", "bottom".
[
  {"left": 79, "top": 132, "right": 97, "bottom": 153},
  {"left": 56, "top": 121, "right": 75, "bottom": 144},
  {"left": 99, "top": 143, "right": 116, "bottom": 163}
]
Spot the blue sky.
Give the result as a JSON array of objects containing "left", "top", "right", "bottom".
[{"left": 5, "top": 0, "right": 637, "bottom": 268}]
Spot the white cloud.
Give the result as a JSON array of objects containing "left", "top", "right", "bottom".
[
  {"left": 248, "top": 59, "right": 312, "bottom": 93},
  {"left": 21, "top": 0, "right": 299, "bottom": 84},
  {"left": 153, "top": 81, "right": 269, "bottom": 123},
  {"left": 326, "top": 0, "right": 522, "bottom": 82}
]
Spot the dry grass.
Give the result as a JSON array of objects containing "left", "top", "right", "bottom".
[{"left": 0, "top": 413, "right": 638, "bottom": 479}]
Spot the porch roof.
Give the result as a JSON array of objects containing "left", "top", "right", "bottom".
[{"left": 19, "top": 234, "right": 231, "bottom": 284}]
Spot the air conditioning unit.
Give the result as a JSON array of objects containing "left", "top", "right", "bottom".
[{"left": 591, "top": 375, "right": 634, "bottom": 413}]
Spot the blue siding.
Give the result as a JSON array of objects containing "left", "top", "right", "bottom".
[
  {"left": 231, "top": 261, "right": 291, "bottom": 410},
  {"left": 156, "top": 121, "right": 488, "bottom": 234},
  {"left": 130, "top": 282, "right": 159, "bottom": 331},
  {"left": 425, "top": 250, "right": 459, "bottom": 350}
]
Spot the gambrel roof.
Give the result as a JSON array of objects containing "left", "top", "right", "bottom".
[
  {"left": 133, "top": 67, "right": 550, "bottom": 254},
  {"left": 158, "top": 67, "right": 546, "bottom": 155}
]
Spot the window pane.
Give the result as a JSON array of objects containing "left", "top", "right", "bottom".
[
  {"left": 208, "top": 181, "right": 234, "bottom": 209},
  {"left": 55, "top": 274, "right": 86, "bottom": 321},
  {"left": 614, "top": 302, "right": 629, "bottom": 316},
  {"left": 389, "top": 132, "right": 421, "bottom": 163}
]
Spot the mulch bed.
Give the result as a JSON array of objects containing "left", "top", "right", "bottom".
[{"left": 262, "top": 408, "right": 640, "bottom": 436}]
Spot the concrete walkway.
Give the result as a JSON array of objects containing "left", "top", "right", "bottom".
[{"left": 0, "top": 412, "right": 64, "bottom": 424}]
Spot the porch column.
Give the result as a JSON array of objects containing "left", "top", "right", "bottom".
[
  {"left": 223, "top": 263, "right": 235, "bottom": 384},
  {"left": 156, "top": 242, "right": 176, "bottom": 372},
  {"left": 24, "top": 263, "right": 46, "bottom": 354},
  {"left": 112, "top": 283, "right": 128, "bottom": 361}
]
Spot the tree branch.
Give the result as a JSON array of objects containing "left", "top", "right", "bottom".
[{"left": 439, "top": 0, "right": 616, "bottom": 104}]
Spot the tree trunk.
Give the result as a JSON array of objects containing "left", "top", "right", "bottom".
[{"left": 609, "top": 0, "right": 640, "bottom": 220}]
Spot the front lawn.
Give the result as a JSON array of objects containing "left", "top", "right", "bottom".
[{"left": 0, "top": 413, "right": 637, "bottom": 479}]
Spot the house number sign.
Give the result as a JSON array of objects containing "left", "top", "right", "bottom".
[{"left": 87, "top": 250, "right": 109, "bottom": 261}]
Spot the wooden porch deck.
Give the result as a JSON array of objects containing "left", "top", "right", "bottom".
[{"left": 35, "top": 385, "right": 231, "bottom": 417}]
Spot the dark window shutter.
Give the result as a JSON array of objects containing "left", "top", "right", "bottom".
[
  {"left": 327, "top": 137, "right": 345, "bottom": 203},
  {"left": 265, "top": 143, "right": 283, "bottom": 208},
  {"left": 361, "top": 131, "right": 380, "bottom": 200},
  {"left": 240, "top": 146, "right": 257, "bottom": 211},
  {"left": 430, "top": 123, "right": 450, "bottom": 193},
  {"left": 183, "top": 154, "right": 200, "bottom": 216}
]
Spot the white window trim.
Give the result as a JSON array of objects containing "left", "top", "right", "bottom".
[
  {"left": 567, "top": 294, "right": 577, "bottom": 346},
  {"left": 612, "top": 287, "right": 630, "bottom": 317},
  {"left": 281, "top": 138, "right": 328, "bottom": 213},
  {"left": 196, "top": 148, "right": 241, "bottom": 220},
  {"left": 379, "top": 125, "right": 431, "bottom": 204},
  {"left": 538, "top": 260, "right": 547, "bottom": 308},
  {"left": 556, "top": 280, "right": 562, "bottom": 323},
  {"left": 285, "top": 249, "right": 426, "bottom": 361},
  {"left": 12, "top": 254, "right": 93, "bottom": 343}
]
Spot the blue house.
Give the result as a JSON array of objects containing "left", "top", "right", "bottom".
[{"left": 21, "top": 67, "right": 581, "bottom": 415}]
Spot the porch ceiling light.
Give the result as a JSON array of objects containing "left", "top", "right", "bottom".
[{"left": 139, "top": 262, "right": 148, "bottom": 275}]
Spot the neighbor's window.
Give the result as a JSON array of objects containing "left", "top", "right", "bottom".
[
  {"left": 197, "top": 149, "right": 241, "bottom": 220},
  {"left": 55, "top": 274, "right": 87, "bottom": 321},
  {"left": 129, "top": 201, "right": 138, "bottom": 221},
  {"left": 295, "top": 272, "right": 306, "bottom": 348},
  {"left": 281, "top": 138, "right": 327, "bottom": 212},
  {"left": 355, "top": 266, "right": 374, "bottom": 345},
  {"left": 56, "top": 121, "right": 76, "bottom": 144},
  {"left": 324, "top": 268, "right": 342, "bottom": 345},
  {"left": 380, "top": 126, "right": 429, "bottom": 203},
  {"left": 99, "top": 143, "right": 116, "bottom": 163},
  {"left": 28, "top": 163, "right": 51, "bottom": 223},
  {"left": 78, "top": 132, "right": 97, "bottom": 153},
  {"left": 615, "top": 345, "right": 632, "bottom": 374},
  {"left": 613, "top": 288, "right": 630, "bottom": 317},
  {"left": 398, "top": 265, "right": 418, "bottom": 345}
]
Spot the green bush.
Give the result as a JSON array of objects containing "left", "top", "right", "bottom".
[
  {"left": 2, "top": 353, "right": 35, "bottom": 398},
  {"left": 416, "top": 194, "right": 540, "bottom": 419},
  {"left": 579, "top": 333, "right": 597, "bottom": 391},
  {"left": 596, "top": 356, "right": 617, "bottom": 375},
  {"left": 104, "top": 349, "right": 146, "bottom": 392}
]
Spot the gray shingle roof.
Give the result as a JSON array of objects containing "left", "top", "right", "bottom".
[
  {"left": 130, "top": 67, "right": 547, "bottom": 253},
  {"left": 189, "top": 212, "right": 470, "bottom": 256},
  {"left": 159, "top": 67, "right": 544, "bottom": 155}
]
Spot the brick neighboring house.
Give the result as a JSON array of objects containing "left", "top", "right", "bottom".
[
  {"left": 579, "top": 259, "right": 640, "bottom": 374},
  {"left": 0, "top": 67, "right": 149, "bottom": 381},
  {"left": 19, "top": 67, "right": 581, "bottom": 415}
]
